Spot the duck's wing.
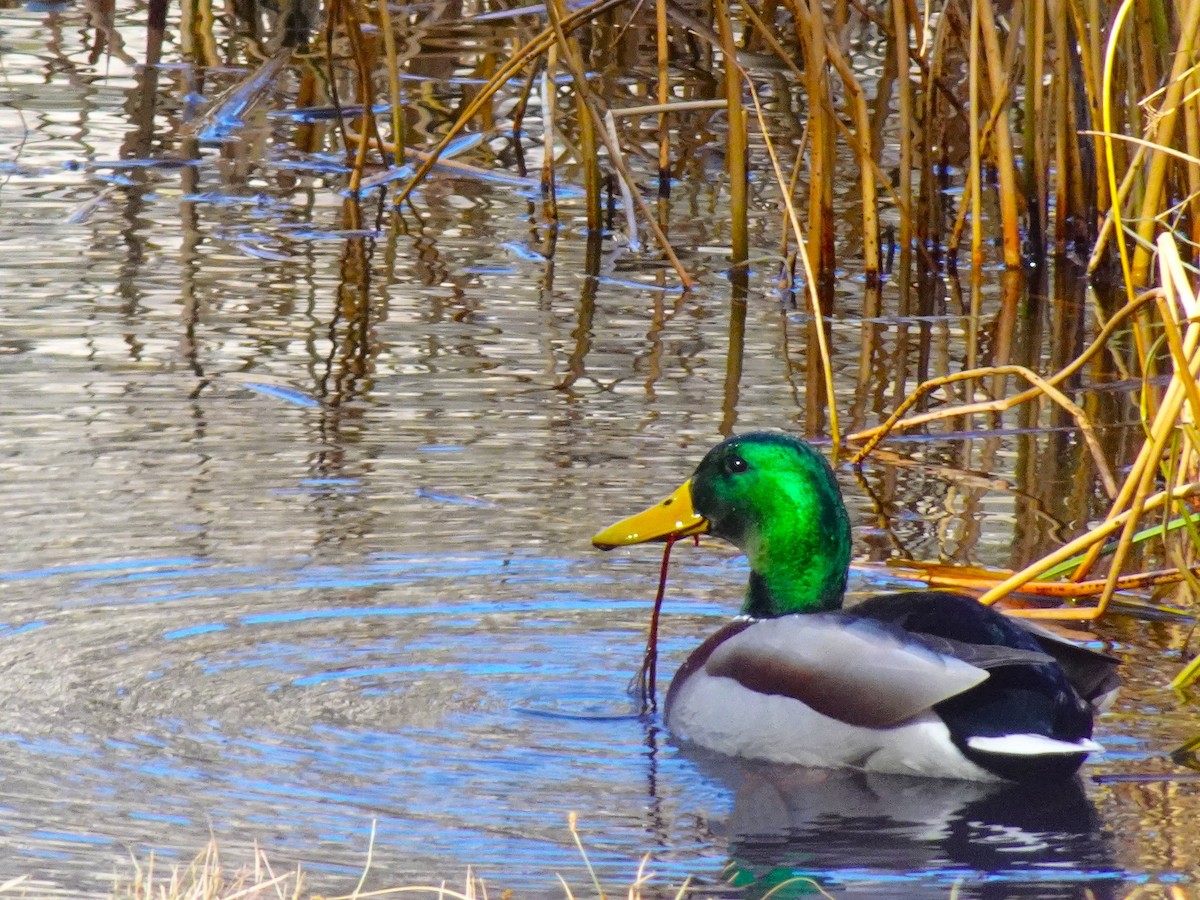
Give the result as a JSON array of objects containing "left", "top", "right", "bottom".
[
  {"left": 898, "top": 631, "right": 1056, "bottom": 671},
  {"left": 1014, "top": 619, "right": 1121, "bottom": 711},
  {"left": 704, "top": 615, "right": 997, "bottom": 729},
  {"left": 849, "top": 590, "right": 1121, "bottom": 712}
]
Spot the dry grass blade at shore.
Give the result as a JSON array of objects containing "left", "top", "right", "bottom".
[
  {"left": 113, "top": 841, "right": 301, "bottom": 900},
  {"left": 97, "top": 821, "right": 697, "bottom": 900}
]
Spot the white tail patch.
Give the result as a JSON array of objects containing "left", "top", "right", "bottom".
[
  {"left": 967, "top": 734, "right": 1104, "bottom": 757},
  {"left": 1091, "top": 686, "right": 1120, "bottom": 714}
]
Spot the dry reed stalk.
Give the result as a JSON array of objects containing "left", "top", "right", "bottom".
[
  {"left": 339, "top": 0, "right": 384, "bottom": 191},
  {"left": 1071, "top": 0, "right": 1111, "bottom": 216},
  {"left": 1155, "top": 289, "right": 1200, "bottom": 429},
  {"left": 973, "top": 0, "right": 1021, "bottom": 268},
  {"left": 182, "top": 0, "right": 219, "bottom": 68},
  {"left": 1024, "top": 0, "right": 1048, "bottom": 256},
  {"left": 949, "top": 88, "right": 1019, "bottom": 264},
  {"left": 890, "top": 0, "right": 914, "bottom": 268},
  {"left": 1133, "top": 0, "right": 1162, "bottom": 99},
  {"left": 293, "top": 64, "right": 322, "bottom": 154},
  {"left": 779, "top": 137, "right": 807, "bottom": 288},
  {"left": 549, "top": 0, "right": 604, "bottom": 232},
  {"left": 509, "top": 59, "right": 541, "bottom": 145},
  {"left": 604, "top": 112, "right": 640, "bottom": 248},
  {"left": 1186, "top": 67, "right": 1200, "bottom": 260},
  {"left": 1099, "top": 0, "right": 1143, "bottom": 299},
  {"left": 714, "top": 0, "right": 748, "bottom": 271},
  {"left": 1051, "top": 15, "right": 1072, "bottom": 251},
  {"left": 541, "top": 43, "right": 560, "bottom": 221},
  {"left": 808, "top": 16, "right": 880, "bottom": 276},
  {"left": 966, "top": 0, "right": 982, "bottom": 267},
  {"left": 791, "top": 0, "right": 834, "bottom": 278},
  {"left": 1130, "top": 0, "right": 1200, "bottom": 284},
  {"left": 896, "top": 563, "right": 1200, "bottom": 599},
  {"left": 655, "top": 0, "right": 670, "bottom": 199},
  {"left": 745, "top": 79, "right": 841, "bottom": 445},
  {"left": 870, "top": 20, "right": 898, "bottom": 151},
  {"left": 376, "top": 0, "right": 405, "bottom": 167},
  {"left": 916, "top": 4, "right": 960, "bottom": 257},
  {"left": 609, "top": 100, "right": 727, "bottom": 117},
  {"left": 322, "top": 0, "right": 346, "bottom": 154},
  {"left": 475, "top": 52, "right": 498, "bottom": 135}
]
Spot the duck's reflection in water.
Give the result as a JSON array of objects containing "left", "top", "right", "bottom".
[{"left": 689, "top": 754, "right": 1120, "bottom": 899}]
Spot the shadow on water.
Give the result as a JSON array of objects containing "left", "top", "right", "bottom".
[{"left": 692, "top": 756, "right": 1120, "bottom": 899}]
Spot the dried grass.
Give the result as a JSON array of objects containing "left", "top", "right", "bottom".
[{"left": 84, "top": 818, "right": 700, "bottom": 900}]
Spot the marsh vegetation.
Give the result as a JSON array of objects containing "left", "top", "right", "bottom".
[{"left": 2, "top": 0, "right": 1200, "bottom": 894}]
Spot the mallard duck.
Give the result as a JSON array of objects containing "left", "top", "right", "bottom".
[{"left": 593, "top": 432, "right": 1119, "bottom": 782}]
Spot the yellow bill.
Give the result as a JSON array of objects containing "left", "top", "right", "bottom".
[{"left": 592, "top": 479, "right": 709, "bottom": 549}]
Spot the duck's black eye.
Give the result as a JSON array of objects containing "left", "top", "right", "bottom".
[{"left": 725, "top": 454, "right": 748, "bottom": 474}]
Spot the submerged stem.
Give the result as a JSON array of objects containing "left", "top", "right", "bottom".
[{"left": 633, "top": 535, "right": 677, "bottom": 714}]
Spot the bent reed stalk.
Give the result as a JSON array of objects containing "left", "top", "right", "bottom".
[{"left": 852, "top": 235, "right": 1200, "bottom": 690}]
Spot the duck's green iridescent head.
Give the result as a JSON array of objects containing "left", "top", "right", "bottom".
[{"left": 593, "top": 432, "right": 852, "bottom": 617}]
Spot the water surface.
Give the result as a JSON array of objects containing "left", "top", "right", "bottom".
[{"left": 1, "top": 3, "right": 1199, "bottom": 897}]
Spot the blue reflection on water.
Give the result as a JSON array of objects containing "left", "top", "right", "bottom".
[{"left": 0, "top": 550, "right": 1181, "bottom": 897}]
